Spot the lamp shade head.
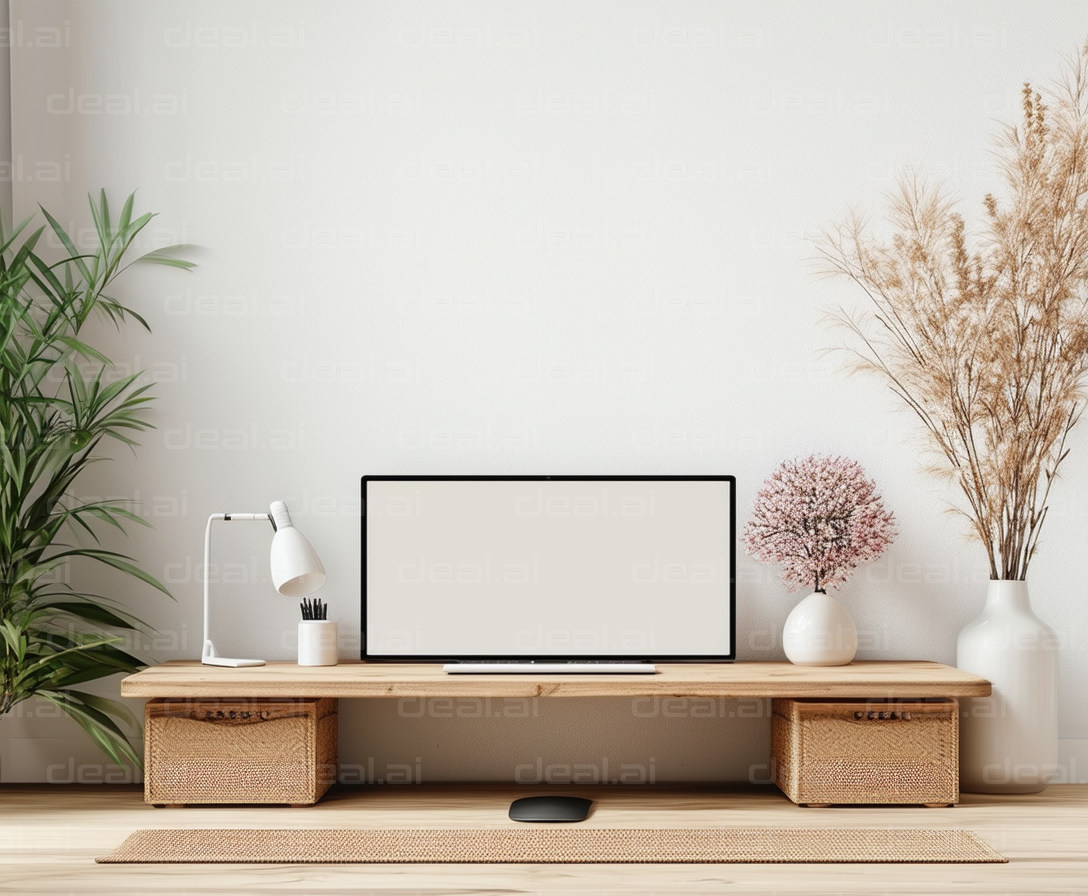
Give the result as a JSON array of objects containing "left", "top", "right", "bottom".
[{"left": 270, "top": 525, "right": 326, "bottom": 597}]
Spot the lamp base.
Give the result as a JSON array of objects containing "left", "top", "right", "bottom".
[
  {"left": 201, "top": 656, "right": 266, "bottom": 668},
  {"left": 202, "top": 639, "right": 265, "bottom": 667}
]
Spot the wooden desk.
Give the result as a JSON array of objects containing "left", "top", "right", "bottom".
[
  {"left": 121, "top": 661, "right": 989, "bottom": 807},
  {"left": 121, "top": 659, "right": 990, "bottom": 699}
]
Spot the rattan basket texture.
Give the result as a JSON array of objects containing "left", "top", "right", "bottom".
[
  {"left": 771, "top": 698, "right": 958, "bottom": 805},
  {"left": 144, "top": 697, "right": 338, "bottom": 805}
]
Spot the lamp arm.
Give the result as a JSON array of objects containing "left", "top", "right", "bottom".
[
  {"left": 202, "top": 513, "right": 225, "bottom": 660},
  {"left": 202, "top": 512, "right": 275, "bottom": 666}
]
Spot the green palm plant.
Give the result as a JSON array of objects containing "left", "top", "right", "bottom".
[{"left": 0, "top": 191, "right": 192, "bottom": 768}]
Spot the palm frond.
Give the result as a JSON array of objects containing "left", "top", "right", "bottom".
[{"left": 1, "top": 190, "right": 194, "bottom": 766}]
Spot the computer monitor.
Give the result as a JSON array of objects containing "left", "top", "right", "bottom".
[{"left": 362, "top": 476, "right": 735, "bottom": 662}]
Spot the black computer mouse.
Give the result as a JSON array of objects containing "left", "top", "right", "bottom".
[{"left": 509, "top": 795, "right": 593, "bottom": 823}]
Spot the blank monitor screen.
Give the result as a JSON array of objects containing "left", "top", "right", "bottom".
[{"left": 362, "top": 476, "right": 735, "bottom": 661}]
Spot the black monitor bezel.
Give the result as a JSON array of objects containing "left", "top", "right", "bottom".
[{"left": 361, "top": 475, "right": 736, "bottom": 663}]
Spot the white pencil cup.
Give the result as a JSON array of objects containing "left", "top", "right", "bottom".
[{"left": 298, "top": 620, "right": 338, "bottom": 666}]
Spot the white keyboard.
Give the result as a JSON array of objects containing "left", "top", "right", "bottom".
[{"left": 443, "top": 662, "right": 657, "bottom": 674}]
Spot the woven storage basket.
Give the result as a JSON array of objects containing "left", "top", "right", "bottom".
[
  {"left": 144, "top": 697, "right": 338, "bottom": 806},
  {"left": 771, "top": 698, "right": 958, "bottom": 806}
]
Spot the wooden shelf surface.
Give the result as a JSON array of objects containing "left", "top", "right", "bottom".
[{"left": 121, "top": 660, "right": 990, "bottom": 699}]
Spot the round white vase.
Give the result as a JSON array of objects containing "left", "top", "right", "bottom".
[
  {"left": 782, "top": 590, "right": 858, "bottom": 666},
  {"left": 957, "top": 579, "right": 1058, "bottom": 793}
]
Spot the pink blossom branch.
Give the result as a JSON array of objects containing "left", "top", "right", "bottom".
[{"left": 743, "top": 455, "right": 897, "bottom": 594}]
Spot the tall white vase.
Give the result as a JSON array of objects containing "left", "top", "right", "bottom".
[
  {"left": 782, "top": 590, "right": 858, "bottom": 666},
  {"left": 957, "top": 579, "right": 1059, "bottom": 793}
]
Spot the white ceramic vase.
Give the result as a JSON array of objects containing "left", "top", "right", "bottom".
[
  {"left": 957, "top": 579, "right": 1058, "bottom": 793},
  {"left": 782, "top": 590, "right": 858, "bottom": 666}
]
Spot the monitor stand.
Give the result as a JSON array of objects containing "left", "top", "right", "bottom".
[{"left": 443, "top": 661, "right": 656, "bottom": 674}]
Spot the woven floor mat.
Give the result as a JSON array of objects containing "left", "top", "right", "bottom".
[{"left": 97, "top": 827, "right": 1007, "bottom": 864}]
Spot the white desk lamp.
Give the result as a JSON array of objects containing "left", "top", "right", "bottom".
[{"left": 201, "top": 500, "right": 326, "bottom": 667}]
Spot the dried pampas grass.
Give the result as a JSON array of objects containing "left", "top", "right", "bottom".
[{"left": 819, "top": 42, "right": 1088, "bottom": 581}]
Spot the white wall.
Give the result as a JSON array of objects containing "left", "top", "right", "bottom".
[
  {"left": 0, "top": 0, "right": 11, "bottom": 222},
  {"left": 3, "top": 0, "right": 1087, "bottom": 783}
]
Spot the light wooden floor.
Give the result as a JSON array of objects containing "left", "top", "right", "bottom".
[{"left": 1, "top": 783, "right": 1085, "bottom": 895}]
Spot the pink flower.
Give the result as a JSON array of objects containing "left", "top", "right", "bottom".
[{"left": 743, "top": 455, "right": 896, "bottom": 593}]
